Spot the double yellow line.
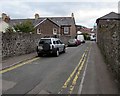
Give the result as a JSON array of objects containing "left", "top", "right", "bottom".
[
  {"left": 0, "top": 57, "right": 39, "bottom": 74},
  {"left": 58, "top": 46, "right": 90, "bottom": 94}
]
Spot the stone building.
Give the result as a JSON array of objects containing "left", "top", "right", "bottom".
[
  {"left": 96, "top": 12, "right": 120, "bottom": 87},
  {"left": 0, "top": 13, "right": 10, "bottom": 33}
]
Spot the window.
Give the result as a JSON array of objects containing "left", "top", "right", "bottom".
[
  {"left": 58, "top": 40, "right": 63, "bottom": 44},
  {"left": 53, "top": 41, "right": 56, "bottom": 44},
  {"left": 39, "top": 39, "right": 51, "bottom": 45},
  {"left": 37, "top": 28, "right": 41, "bottom": 34},
  {"left": 64, "top": 27, "right": 69, "bottom": 34},
  {"left": 53, "top": 28, "right": 57, "bottom": 35},
  {"left": 56, "top": 40, "right": 60, "bottom": 44}
]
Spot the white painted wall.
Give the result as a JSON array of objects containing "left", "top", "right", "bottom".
[{"left": 0, "top": 20, "right": 9, "bottom": 33}]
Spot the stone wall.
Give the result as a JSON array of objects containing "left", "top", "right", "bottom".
[
  {"left": 2, "top": 32, "right": 41, "bottom": 59},
  {"left": 2, "top": 32, "right": 71, "bottom": 59},
  {"left": 97, "top": 19, "right": 120, "bottom": 87}
]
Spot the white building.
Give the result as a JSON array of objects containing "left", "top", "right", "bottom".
[{"left": 0, "top": 20, "right": 9, "bottom": 33}]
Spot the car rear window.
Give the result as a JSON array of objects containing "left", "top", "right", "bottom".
[{"left": 39, "top": 39, "right": 51, "bottom": 45}]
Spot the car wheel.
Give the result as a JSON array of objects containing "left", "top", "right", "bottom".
[
  {"left": 63, "top": 47, "right": 66, "bottom": 53},
  {"left": 56, "top": 50, "right": 59, "bottom": 57}
]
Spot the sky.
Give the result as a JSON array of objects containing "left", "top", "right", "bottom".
[{"left": 0, "top": 0, "right": 119, "bottom": 28}]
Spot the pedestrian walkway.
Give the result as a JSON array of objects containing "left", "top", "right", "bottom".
[
  {"left": 78, "top": 42, "right": 119, "bottom": 94},
  {"left": 2, "top": 52, "right": 37, "bottom": 70}
]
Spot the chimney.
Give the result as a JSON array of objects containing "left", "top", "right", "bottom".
[
  {"left": 71, "top": 13, "right": 74, "bottom": 18},
  {"left": 35, "top": 13, "right": 39, "bottom": 20},
  {"left": 2, "top": 13, "right": 7, "bottom": 21},
  {"left": 2, "top": 13, "right": 10, "bottom": 23}
]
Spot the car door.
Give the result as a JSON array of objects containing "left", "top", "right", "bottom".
[
  {"left": 56, "top": 40, "right": 61, "bottom": 52},
  {"left": 58, "top": 40, "right": 64, "bottom": 52}
]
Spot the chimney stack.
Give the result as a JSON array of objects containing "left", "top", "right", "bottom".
[
  {"left": 2, "top": 13, "right": 7, "bottom": 20},
  {"left": 35, "top": 13, "right": 39, "bottom": 20},
  {"left": 71, "top": 13, "right": 74, "bottom": 18},
  {"left": 2, "top": 13, "right": 10, "bottom": 23}
]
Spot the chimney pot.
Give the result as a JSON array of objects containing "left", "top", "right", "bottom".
[
  {"left": 71, "top": 13, "right": 74, "bottom": 18},
  {"left": 1, "top": 13, "right": 10, "bottom": 23},
  {"left": 35, "top": 13, "right": 39, "bottom": 20}
]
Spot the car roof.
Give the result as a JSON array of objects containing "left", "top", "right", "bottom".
[{"left": 41, "top": 38, "right": 59, "bottom": 41}]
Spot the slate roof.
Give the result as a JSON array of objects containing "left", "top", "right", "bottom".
[
  {"left": 97, "top": 12, "right": 120, "bottom": 20},
  {"left": 9, "top": 18, "right": 44, "bottom": 26},
  {"left": 49, "top": 17, "right": 75, "bottom": 26},
  {"left": 9, "top": 17, "right": 75, "bottom": 27}
]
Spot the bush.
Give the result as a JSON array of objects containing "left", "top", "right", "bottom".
[{"left": 14, "top": 20, "right": 35, "bottom": 33}]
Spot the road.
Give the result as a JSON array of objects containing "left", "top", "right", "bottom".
[{"left": 1, "top": 41, "right": 118, "bottom": 95}]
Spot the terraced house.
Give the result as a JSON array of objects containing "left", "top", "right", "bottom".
[{"left": 7, "top": 13, "right": 76, "bottom": 37}]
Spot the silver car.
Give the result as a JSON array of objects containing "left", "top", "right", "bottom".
[{"left": 36, "top": 37, "right": 66, "bottom": 57}]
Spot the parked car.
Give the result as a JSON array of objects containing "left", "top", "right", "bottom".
[
  {"left": 36, "top": 37, "right": 66, "bottom": 57},
  {"left": 68, "top": 39, "right": 79, "bottom": 46},
  {"left": 76, "top": 39, "right": 81, "bottom": 45}
]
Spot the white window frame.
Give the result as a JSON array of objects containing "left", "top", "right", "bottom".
[
  {"left": 37, "top": 28, "right": 41, "bottom": 34},
  {"left": 64, "top": 27, "right": 69, "bottom": 34},
  {"left": 53, "top": 28, "right": 57, "bottom": 35}
]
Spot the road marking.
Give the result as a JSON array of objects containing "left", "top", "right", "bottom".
[
  {"left": 69, "top": 53, "right": 87, "bottom": 94},
  {"left": 0, "top": 57, "right": 39, "bottom": 74},
  {"left": 78, "top": 46, "right": 91, "bottom": 94},
  {"left": 58, "top": 47, "right": 89, "bottom": 94}
]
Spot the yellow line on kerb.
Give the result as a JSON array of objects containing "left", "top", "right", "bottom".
[
  {"left": 68, "top": 45, "right": 91, "bottom": 94},
  {"left": 58, "top": 47, "right": 89, "bottom": 94},
  {"left": 62, "top": 53, "right": 85, "bottom": 89},
  {"left": 0, "top": 57, "right": 39, "bottom": 74},
  {"left": 69, "top": 56, "right": 86, "bottom": 94}
]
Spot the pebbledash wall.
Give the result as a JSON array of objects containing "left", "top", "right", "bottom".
[
  {"left": 2, "top": 32, "right": 71, "bottom": 59},
  {"left": 97, "top": 19, "right": 120, "bottom": 87}
]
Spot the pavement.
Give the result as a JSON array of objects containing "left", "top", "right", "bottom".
[
  {"left": 2, "top": 52, "right": 37, "bottom": 70},
  {"left": 79, "top": 42, "right": 119, "bottom": 94}
]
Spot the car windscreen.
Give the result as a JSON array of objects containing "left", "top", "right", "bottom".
[{"left": 39, "top": 39, "right": 51, "bottom": 45}]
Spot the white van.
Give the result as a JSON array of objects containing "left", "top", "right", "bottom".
[{"left": 77, "top": 35, "right": 85, "bottom": 43}]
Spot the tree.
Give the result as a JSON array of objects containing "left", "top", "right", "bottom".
[{"left": 14, "top": 20, "right": 35, "bottom": 33}]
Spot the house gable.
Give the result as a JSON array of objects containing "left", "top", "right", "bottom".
[
  {"left": 96, "top": 12, "right": 120, "bottom": 23},
  {"left": 35, "top": 18, "right": 60, "bottom": 35},
  {"left": 35, "top": 18, "right": 59, "bottom": 28}
]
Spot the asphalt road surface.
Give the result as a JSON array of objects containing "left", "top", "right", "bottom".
[{"left": 2, "top": 41, "right": 118, "bottom": 95}]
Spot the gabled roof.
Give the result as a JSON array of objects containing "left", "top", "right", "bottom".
[
  {"left": 49, "top": 17, "right": 75, "bottom": 26},
  {"left": 9, "top": 17, "right": 75, "bottom": 27},
  {"left": 35, "top": 18, "right": 60, "bottom": 28},
  {"left": 9, "top": 18, "right": 44, "bottom": 26},
  {"left": 97, "top": 12, "right": 120, "bottom": 20}
]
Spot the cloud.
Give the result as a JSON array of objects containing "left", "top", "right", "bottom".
[{"left": 0, "top": 1, "right": 118, "bottom": 27}]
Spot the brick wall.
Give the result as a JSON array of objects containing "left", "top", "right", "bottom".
[{"left": 97, "top": 19, "right": 120, "bottom": 87}]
